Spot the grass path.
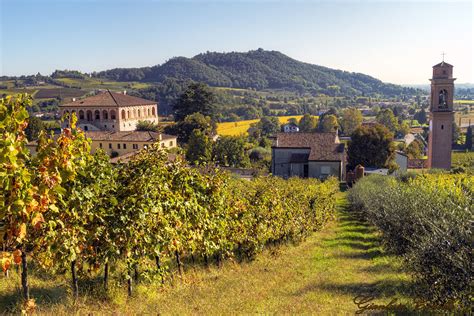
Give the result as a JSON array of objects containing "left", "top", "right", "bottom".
[{"left": 1, "top": 193, "right": 412, "bottom": 314}]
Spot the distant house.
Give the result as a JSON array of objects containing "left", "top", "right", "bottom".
[
  {"left": 271, "top": 132, "right": 346, "bottom": 180},
  {"left": 85, "top": 131, "right": 177, "bottom": 156},
  {"left": 282, "top": 123, "right": 299, "bottom": 133}
]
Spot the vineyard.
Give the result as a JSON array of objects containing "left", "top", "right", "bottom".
[
  {"left": 348, "top": 174, "right": 473, "bottom": 309},
  {"left": 0, "top": 95, "right": 339, "bottom": 312}
]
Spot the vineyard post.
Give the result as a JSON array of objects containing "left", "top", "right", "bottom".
[
  {"left": 127, "top": 268, "right": 133, "bottom": 297},
  {"left": 155, "top": 255, "right": 164, "bottom": 284},
  {"left": 175, "top": 250, "right": 183, "bottom": 277},
  {"left": 134, "top": 265, "right": 139, "bottom": 283},
  {"left": 103, "top": 262, "right": 109, "bottom": 291},
  {"left": 71, "top": 260, "right": 79, "bottom": 300},
  {"left": 20, "top": 248, "right": 29, "bottom": 301}
]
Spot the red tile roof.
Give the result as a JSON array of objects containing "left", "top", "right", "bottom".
[
  {"left": 85, "top": 131, "right": 176, "bottom": 142},
  {"left": 273, "top": 132, "right": 345, "bottom": 161},
  {"left": 61, "top": 90, "right": 156, "bottom": 107}
]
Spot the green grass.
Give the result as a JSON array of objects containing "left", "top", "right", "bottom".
[{"left": 0, "top": 193, "right": 414, "bottom": 314}]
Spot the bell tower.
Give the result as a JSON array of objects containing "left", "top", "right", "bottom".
[{"left": 427, "top": 61, "right": 455, "bottom": 169}]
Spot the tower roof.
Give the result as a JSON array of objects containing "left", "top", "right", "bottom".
[
  {"left": 61, "top": 90, "right": 156, "bottom": 107},
  {"left": 433, "top": 61, "right": 453, "bottom": 68}
]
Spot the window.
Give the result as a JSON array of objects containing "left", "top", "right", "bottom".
[
  {"left": 79, "top": 110, "right": 85, "bottom": 120},
  {"left": 152, "top": 107, "right": 156, "bottom": 116},
  {"left": 118, "top": 144, "right": 121, "bottom": 149},
  {"left": 95, "top": 110, "right": 100, "bottom": 120},
  {"left": 133, "top": 144, "right": 138, "bottom": 149},
  {"left": 112, "top": 125, "right": 114, "bottom": 128},
  {"left": 99, "top": 143, "right": 103, "bottom": 148},
  {"left": 110, "top": 110, "right": 116, "bottom": 120},
  {"left": 123, "top": 144, "right": 127, "bottom": 149},
  {"left": 169, "top": 141, "right": 173, "bottom": 147},
  {"left": 109, "top": 143, "right": 112, "bottom": 149},
  {"left": 441, "top": 125, "right": 444, "bottom": 130},
  {"left": 103, "top": 110, "right": 108, "bottom": 120},
  {"left": 121, "top": 110, "right": 125, "bottom": 120},
  {"left": 104, "top": 125, "right": 107, "bottom": 128}
]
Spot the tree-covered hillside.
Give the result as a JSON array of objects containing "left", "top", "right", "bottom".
[{"left": 94, "top": 49, "right": 418, "bottom": 97}]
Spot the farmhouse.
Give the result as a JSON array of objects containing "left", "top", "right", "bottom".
[
  {"left": 271, "top": 132, "right": 346, "bottom": 180},
  {"left": 85, "top": 131, "right": 177, "bottom": 156},
  {"left": 60, "top": 90, "right": 158, "bottom": 132},
  {"left": 282, "top": 123, "right": 300, "bottom": 133}
]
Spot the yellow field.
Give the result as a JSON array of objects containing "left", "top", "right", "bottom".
[{"left": 217, "top": 115, "right": 307, "bottom": 136}]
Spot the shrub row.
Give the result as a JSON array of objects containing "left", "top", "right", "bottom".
[{"left": 347, "top": 174, "right": 473, "bottom": 308}]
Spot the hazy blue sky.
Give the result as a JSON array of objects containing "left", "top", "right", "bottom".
[{"left": 1, "top": 0, "right": 472, "bottom": 84}]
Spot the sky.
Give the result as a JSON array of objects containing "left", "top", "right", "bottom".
[{"left": 0, "top": 0, "right": 473, "bottom": 84}]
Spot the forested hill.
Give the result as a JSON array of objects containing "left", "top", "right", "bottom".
[{"left": 94, "top": 49, "right": 417, "bottom": 97}]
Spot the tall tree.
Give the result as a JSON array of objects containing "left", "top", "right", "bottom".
[
  {"left": 340, "top": 108, "right": 362, "bottom": 135},
  {"left": 414, "top": 108, "right": 427, "bottom": 125},
  {"left": 405, "top": 139, "right": 424, "bottom": 159},
  {"left": 348, "top": 124, "right": 395, "bottom": 169},
  {"left": 465, "top": 126, "right": 473, "bottom": 150},
  {"left": 213, "top": 136, "right": 250, "bottom": 168},
  {"left": 25, "top": 116, "right": 45, "bottom": 141},
  {"left": 376, "top": 108, "right": 399, "bottom": 133},
  {"left": 320, "top": 114, "right": 339, "bottom": 132},
  {"left": 173, "top": 82, "right": 217, "bottom": 122},
  {"left": 185, "top": 129, "right": 213, "bottom": 164},
  {"left": 168, "top": 113, "right": 216, "bottom": 143},
  {"left": 298, "top": 114, "right": 317, "bottom": 132}
]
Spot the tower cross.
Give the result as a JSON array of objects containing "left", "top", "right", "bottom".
[{"left": 441, "top": 52, "right": 446, "bottom": 62}]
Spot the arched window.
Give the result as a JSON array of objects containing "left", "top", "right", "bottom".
[
  {"left": 152, "top": 107, "right": 156, "bottom": 117},
  {"left": 147, "top": 108, "right": 151, "bottom": 117},
  {"left": 137, "top": 109, "right": 141, "bottom": 118},
  {"left": 95, "top": 110, "right": 100, "bottom": 120},
  {"left": 79, "top": 110, "right": 85, "bottom": 120},
  {"left": 439, "top": 89, "right": 448, "bottom": 108},
  {"left": 86, "top": 110, "right": 93, "bottom": 121},
  {"left": 121, "top": 110, "right": 126, "bottom": 120},
  {"left": 111, "top": 110, "right": 116, "bottom": 120},
  {"left": 127, "top": 110, "right": 130, "bottom": 119},
  {"left": 103, "top": 110, "right": 108, "bottom": 120}
]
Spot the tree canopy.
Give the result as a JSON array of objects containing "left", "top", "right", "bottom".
[
  {"left": 172, "top": 82, "right": 217, "bottom": 122},
  {"left": 348, "top": 124, "right": 395, "bottom": 169}
]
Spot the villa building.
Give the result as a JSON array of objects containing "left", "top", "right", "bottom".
[{"left": 60, "top": 90, "right": 158, "bottom": 132}]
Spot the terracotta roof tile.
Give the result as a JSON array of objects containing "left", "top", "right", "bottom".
[
  {"left": 273, "top": 132, "right": 345, "bottom": 161},
  {"left": 85, "top": 131, "right": 176, "bottom": 142},
  {"left": 61, "top": 90, "right": 156, "bottom": 107}
]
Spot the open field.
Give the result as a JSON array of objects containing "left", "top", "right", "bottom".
[
  {"left": 0, "top": 194, "right": 414, "bottom": 314},
  {"left": 217, "top": 115, "right": 307, "bottom": 136}
]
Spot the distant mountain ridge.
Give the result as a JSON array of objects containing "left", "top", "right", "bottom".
[{"left": 94, "top": 49, "right": 419, "bottom": 97}]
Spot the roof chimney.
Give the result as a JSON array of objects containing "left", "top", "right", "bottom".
[{"left": 123, "top": 90, "right": 127, "bottom": 95}]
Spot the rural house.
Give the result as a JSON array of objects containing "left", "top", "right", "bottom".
[
  {"left": 271, "top": 132, "right": 346, "bottom": 180},
  {"left": 282, "top": 122, "right": 300, "bottom": 133}
]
